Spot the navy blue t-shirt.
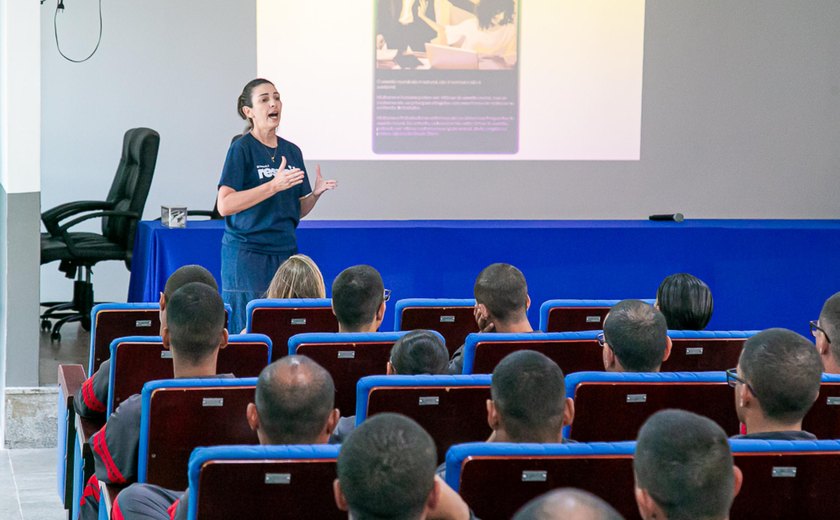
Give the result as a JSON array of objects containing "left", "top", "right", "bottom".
[{"left": 219, "top": 133, "right": 312, "bottom": 254}]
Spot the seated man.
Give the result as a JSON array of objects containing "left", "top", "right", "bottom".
[
  {"left": 331, "top": 264, "right": 388, "bottom": 333},
  {"left": 74, "top": 264, "right": 219, "bottom": 419},
  {"left": 448, "top": 263, "right": 533, "bottom": 374},
  {"left": 330, "top": 329, "right": 450, "bottom": 443},
  {"left": 729, "top": 328, "right": 822, "bottom": 440},
  {"left": 514, "top": 488, "right": 624, "bottom": 520},
  {"left": 79, "top": 282, "right": 229, "bottom": 520},
  {"left": 113, "top": 355, "right": 340, "bottom": 520},
  {"left": 814, "top": 291, "right": 840, "bottom": 374},
  {"left": 334, "top": 412, "right": 473, "bottom": 520},
  {"left": 634, "top": 409, "right": 742, "bottom": 520},
  {"left": 601, "top": 299, "right": 672, "bottom": 372}
]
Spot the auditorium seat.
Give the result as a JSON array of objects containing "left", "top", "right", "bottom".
[
  {"left": 802, "top": 374, "right": 840, "bottom": 439},
  {"left": 564, "top": 371, "right": 740, "bottom": 441},
  {"left": 137, "top": 378, "right": 260, "bottom": 490},
  {"left": 88, "top": 302, "right": 232, "bottom": 373},
  {"left": 246, "top": 298, "right": 338, "bottom": 361},
  {"left": 460, "top": 332, "right": 603, "bottom": 375},
  {"left": 394, "top": 298, "right": 479, "bottom": 356},
  {"left": 288, "top": 332, "right": 436, "bottom": 417},
  {"left": 730, "top": 440, "right": 840, "bottom": 518},
  {"left": 662, "top": 330, "right": 757, "bottom": 372},
  {"left": 56, "top": 364, "right": 85, "bottom": 511},
  {"left": 106, "top": 333, "right": 271, "bottom": 414},
  {"left": 184, "top": 445, "right": 343, "bottom": 520},
  {"left": 444, "top": 442, "right": 637, "bottom": 520},
  {"left": 355, "top": 375, "right": 492, "bottom": 463},
  {"left": 539, "top": 299, "right": 654, "bottom": 333}
]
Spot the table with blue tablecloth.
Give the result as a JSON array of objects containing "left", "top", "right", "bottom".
[{"left": 128, "top": 219, "right": 840, "bottom": 336}]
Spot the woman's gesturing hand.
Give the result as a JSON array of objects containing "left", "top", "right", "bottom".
[
  {"left": 269, "top": 156, "right": 305, "bottom": 193},
  {"left": 312, "top": 165, "right": 337, "bottom": 196}
]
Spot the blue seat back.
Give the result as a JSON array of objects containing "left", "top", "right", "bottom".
[
  {"left": 461, "top": 331, "right": 602, "bottom": 375},
  {"left": 394, "top": 298, "right": 477, "bottom": 355},
  {"left": 246, "top": 298, "right": 337, "bottom": 361}
]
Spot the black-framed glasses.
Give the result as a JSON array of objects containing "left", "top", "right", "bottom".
[
  {"left": 810, "top": 320, "right": 831, "bottom": 344},
  {"left": 597, "top": 332, "right": 606, "bottom": 347},
  {"left": 383, "top": 289, "right": 391, "bottom": 302},
  {"left": 726, "top": 368, "right": 758, "bottom": 397}
]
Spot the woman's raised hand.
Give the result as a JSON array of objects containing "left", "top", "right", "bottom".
[
  {"left": 269, "top": 156, "right": 305, "bottom": 193},
  {"left": 312, "top": 165, "right": 338, "bottom": 196}
]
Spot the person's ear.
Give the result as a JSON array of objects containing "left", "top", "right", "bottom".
[
  {"left": 325, "top": 408, "right": 340, "bottom": 436},
  {"left": 218, "top": 329, "right": 229, "bottom": 350},
  {"left": 739, "top": 380, "right": 753, "bottom": 409},
  {"left": 733, "top": 465, "right": 743, "bottom": 498},
  {"left": 162, "top": 326, "right": 172, "bottom": 351},
  {"left": 563, "top": 397, "right": 575, "bottom": 429},
  {"left": 816, "top": 335, "right": 831, "bottom": 356},
  {"left": 487, "top": 399, "right": 500, "bottom": 431},
  {"left": 634, "top": 487, "right": 657, "bottom": 520},
  {"left": 662, "top": 336, "right": 673, "bottom": 362},
  {"left": 159, "top": 292, "right": 166, "bottom": 310},
  {"left": 246, "top": 402, "right": 260, "bottom": 433},
  {"left": 602, "top": 343, "right": 616, "bottom": 371},
  {"left": 386, "top": 360, "right": 395, "bottom": 375},
  {"left": 425, "top": 475, "right": 441, "bottom": 512},
  {"left": 333, "top": 480, "right": 349, "bottom": 512},
  {"left": 525, "top": 295, "right": 531, "bottom": 311},
  {"left": 376, "top": 300, "right": 386, "bottom": 321}
]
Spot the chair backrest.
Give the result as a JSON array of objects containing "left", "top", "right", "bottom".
[
  {"left": 445, "top": 442, "right": 638, "bottom": 520},
  {"left": 802, "top": 374, "right": 840, "bottom": 439},
  {"left": 394, "top": 299, "right": 479, "bottom": 356},
  {"left": 539, "top": 299, "right": 652, "bottom": 332},
  {"left": 107, "top": 334, "right": 271, "bottom": 415},
  {"left": 186, "top": 444, "right": 343, "bottom": 520},
  {"left": 102, "top": 127, "right": 160, "bottom": 258},
  {"left": 289, "top": 332, "right": 441, "bottom": 417},
  {"left": 565, "top": 371, "right": 740, "bottom": 442},
  {"left": 90, "top": 302, "right": 233, "bottom": 373},
  {"left": 138, "top": 378, "right": 259, "bottom": 489},
  {"left": 89, "top": 303, "right": 161, "bottom": 374},
  {"left": 246, "top": 299, "right": 338, "bottom": 361},
  {"left": 356, "top": 375, "right": 492, "bottom": 464},
  {"left": 730, "top": 440, "right": 840, "bottom": 518},
  {"left": 662, "top": 330, "right": 758, "bottom": 372},
  {"left": 461, "top": 332, "right": 603, "bottom": 375}
]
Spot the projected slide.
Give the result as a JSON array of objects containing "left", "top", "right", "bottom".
[{"left": 257, "top": 0, "right": 645, "bottom": 160}]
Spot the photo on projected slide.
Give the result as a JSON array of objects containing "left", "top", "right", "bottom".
[{"left": 373, "top": 0, "right": 520, "bottom": 154}]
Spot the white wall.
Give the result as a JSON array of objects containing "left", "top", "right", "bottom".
[{"left": 40, "top": 0, "right": 840, "bottom": 300}]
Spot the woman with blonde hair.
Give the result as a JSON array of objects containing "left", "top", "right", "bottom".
[{"left": 266, "top": 254, "right": 326, "bottom": 299}]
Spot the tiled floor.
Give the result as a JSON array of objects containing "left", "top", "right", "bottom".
[{"left": 0, "top": 449, "right": 67, "bottom": 520}]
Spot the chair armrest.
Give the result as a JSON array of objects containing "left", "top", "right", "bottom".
[
  {"left": 58, "top": 210, "right": 141, "bottom": 258},
  {"left": 58, "top": 364, "right": 86, "bottom": 406},
  {"left": 42, "top": 201, "right": 114, "bottom": 236},
  {"left": 76, "top": 414, "right": 105, "bottom": 450}
]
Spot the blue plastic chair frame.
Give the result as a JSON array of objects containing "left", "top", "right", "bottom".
[{"left": 355, "top": 374, "right": 493, "bottom": 421}]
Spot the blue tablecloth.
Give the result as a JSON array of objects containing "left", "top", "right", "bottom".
[{"left": 128, "top": 219, "right": 840, "bottom": 336}]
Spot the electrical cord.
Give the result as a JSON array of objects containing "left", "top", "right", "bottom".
[{"left": 54, "top": 0, "right": 103, "bottom": 63}]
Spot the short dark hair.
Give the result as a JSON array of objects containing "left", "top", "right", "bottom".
[
  {"left": 491, "top": 350, "right": 566, "bottom": 442},
  {"left": 163, "top": 265, "right": 218, "bottom": 303},
  {"left": 254, "top": 355, "right": 335, "bottom": 444},
  {"left": 656, "top": 273, "right": 714, "bottom": 330},
  {"left": 635, "top": 410, "right": 735, "bottom": 520},
  {"left": 332, "top": 265, "right": 385, "bottom": 330},
  {"left": 390, "top": 330, "right": 449, "bottom": 375},
  {"left": 337, "top": 413, "right": 436, "bottom": 520},
  {"left": 739, "top": 328, "right": 822, "bottom": 423},
  {"left": 166, "top": 282, "right": 225, "bottom": 364},
  {"left": 514, "top": 488, "right": 624, "bottom": 520},
  {"left": 603, "top": 300, "right": 669, "bottom": 372},
  {"left": 474, "top": 263, "right": 529, "bottom": 323},
  {"left": 820, "top": 291, "right": 840, "bottom": 362}
]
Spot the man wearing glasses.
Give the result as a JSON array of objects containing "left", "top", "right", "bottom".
[
  {"left": 728, "top": 328, "right": 822, "bottom": 440},
  {"left": 331, "top": 265, "right": 390, "bottom": 333},
  {"left": 813, "top": 291, "right": 840, "bottom": 374}
]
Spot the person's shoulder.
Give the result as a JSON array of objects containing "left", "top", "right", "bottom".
[{"left": 278, "top": 136, "right": 303, "bottom": 155}]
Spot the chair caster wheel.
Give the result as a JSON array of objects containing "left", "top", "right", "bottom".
[
  {"left": 51, "top": 331, "right": 62, "bottom": 342},
  {"left": 41, "top": 319, "right": 52, "bottom": 331}
]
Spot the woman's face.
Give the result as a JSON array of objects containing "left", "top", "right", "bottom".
[{"left": 245, "top": 83, "right": 282, "bottom": 132}]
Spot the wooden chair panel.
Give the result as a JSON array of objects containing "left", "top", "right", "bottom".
[
  {"left": 250, "top": 307, "right": 338, "bottom": 361},
  {"left": 545, "top": 306, "right": 610, "bottom": 333},
  {"left": 802, "top": 382, "right": 840, "bottom": 439},
  {"left": 399, "top": 306, "right": 479, "bottom": 356},
  {"left": 92, "top": 308, "right": 160, "bottom": 373},
  {"left": 471, "top": 339, "right": 603, "bottom": 375},
  {"left": 662, "top": 338, "right": 746, "bottom": 372}
]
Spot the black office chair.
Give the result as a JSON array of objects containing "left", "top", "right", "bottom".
[{"left": 40, "top": 128, "right": 160, "bottom": 340}]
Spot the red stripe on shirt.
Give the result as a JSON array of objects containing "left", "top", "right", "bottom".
[
  {"left": 82, "top": 377, "right": 106, "bottom": 413},
  {"left": 112, "top": 492, "right": 125, "bottom": 520},
  {"left": 80, "top": 475, "right": 100, "bottom": 507},
  {"left": 92, "top": 424, "right": 127, "bottom": 484},
  {"left": 168, "top": 498, "right": 180, "bottom": 520}
]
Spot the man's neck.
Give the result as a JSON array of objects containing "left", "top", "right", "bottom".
[
  {"left": 493, "top": 317, "right": 533, "bottom": 334},
  {"left": 338, "top": 323, "right": 378, "bottom": 333},
  {"left": 823, "top": 354, "right": 840, "bottom": 375},
  {"left": 491, "top": 428, "right": 561, "bottom": 444},
  {"left": 172, "top": 357, "right": 218, "bottom": 379},
  {"left": 744, "top": 415, "right": 804, "bottom": 436}
]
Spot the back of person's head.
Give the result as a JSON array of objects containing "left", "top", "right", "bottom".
[
  {"left": 603, "top": 300, "right": 669, "bottom": 372},
  {"left": 389, "top": 330, "right": 449, "bottom": 375},
  {"left": 738, "top": 328, "right": 822, "bottom": 424},
  {"left": 635, "top": 410, "right": 739, "bottom": 520},
  {"left": 162, "top": 264, "right": 218, "bottom": 304},
  {"left": 514, "top": 488, "right": 624, "bottom": 520},
  {"left": 474, "top": 263, "right": 529, "bottom": 324},
  {"left": 331, "top": 265, "right": 385, "bottom": 331},
  {"left": 490, "top": 350, "right": 570, "bottom": 443},
  {"left": 819, "top": 291, "right": 840, "bottom": 366},
  {"left": 656, "top": 273, "right": 714, "bottom": 330},
  {"left": 251, "top": 355, "right": 337, "bottom": 444},
  {"left": 166, "top": 282, "right": 225, "bottom": 364},
  {"left": 266, "top": 254, "right": 326, "bottom": 299},
  {"left": 335, "top": 413, "right": 437, "bottom": 520}
]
